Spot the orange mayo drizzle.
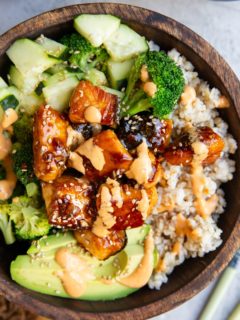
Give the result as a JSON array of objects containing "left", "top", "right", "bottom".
[
  {"left": 0, "top": 156, "right": 17, "bottom": 201},
  {"left": 118, "top": 231, "right": 154, "bottom": 288},
  {"left": 0, "top": 126, "right": 12, "bottom": 161},
  {"left": 191, "top": 142, "right": 218, "bottom": 218},
  {"left": 84, "top": 106, "right": 102, "bottom": 123},
  {"left": 55, "top": 248, "right": 94, "bottom": 298},
  {"left": 68, "top": 151, "right": 85, "bottom": 174},
  {"left": 158, "top": 196, "right": 175, "bottom": 213},
  {"left": 144, "top": 163, "right": 163, "bottom": 189},
  {"left": 76, "top": 137, "right": 105, "bottom": 171},
  {"left": 126, "top": 140, "right": 153, "bottom": 185},
  {"left": 175, "top": 213, "right": 200, "bottom": 241},
  {"left": 0, "top": 108, "right": 18, "bottom": 200},
  {"left": 172, "top": 241, "right": 181, "bottom": 255},
  {"left": 155, "top": 258, "right": 166, "bottom": 273}
]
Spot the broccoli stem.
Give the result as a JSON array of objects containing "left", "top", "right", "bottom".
[
  {"left": 0, "top": 213, "right": 15, "bottom": 245},
  {"left": 126, "top": 98, "right": 151, "bottom": 116},
  {"left": 121, "top": 89, "right": 149, "bottom": 116}
]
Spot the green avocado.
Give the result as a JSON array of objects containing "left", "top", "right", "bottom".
[{"left": 10, "top": 225, "right": 155, "bottom": 301}]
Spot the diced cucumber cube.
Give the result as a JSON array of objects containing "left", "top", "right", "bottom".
[
  {"left": 47, "top": 63, "right": 68, "bottom": 75},
  {"left": 107, "top": 58, "right": 134, "bottom": 89},
  {"left": 19, "top": 93, "right": 44, "bottom": 116},
  {"left": 0, "top": 86, "right": 20, "bottom": 110},
  {"left": 43, "top": 76, "right": 79, "bottom": 112},
  {"left": 9, "top": 66, "right": 41, "bottom": 95},
  {"left": 36, "top": 35, "right": 68, "bottom": 59},
  {"left": 104, "top": 24, "right": 148, "bottom": 61},
  {"left": 7, "top": 39, "right": 58, "bottom": 75},
  {"left": 74, "top": 14, "right": 120, "bottom": 47},
  {"left": 85, "top": 68, "right": 108, "bottom": 86},
  {"left": 0, "top": 77, "right": 8, "bottom": 89},
  {"left": 100, "top": 86, "right": 124, "bottom": 99}
]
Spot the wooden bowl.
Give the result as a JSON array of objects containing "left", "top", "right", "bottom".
[{"left": 0, "top": 3, "right": 239, "bottom": 320}]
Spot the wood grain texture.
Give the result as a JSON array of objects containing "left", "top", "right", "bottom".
[{"left": 0, "top": 3, "right": 239, "bottom": 320}]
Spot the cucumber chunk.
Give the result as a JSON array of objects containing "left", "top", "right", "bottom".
[
  {"left": 74, "top": 14, "right": 120, "bottom": 47},
  {"left": 85, "top": 68, "right": 108, "bottom": 86},
  {"left": 100, "top": 86, "right": 124, "bottom": 99},
  {"left": 19, "top": 93, "right": 44, "bottom": 116},
  {"left": 36, "top": 35, "right": 68, "bottom": 59},
  {"left": 47, "top": 63, "right": 68, "bottom": 75},
  {"left": 104, "top": 24, "right": 148, "bottom": 61},
  {"left": 43, "top": 70, "right": 81, "bottom": 87},
  {"left": 35, "top": 72, "right": 51, "bottom": 96},
  {"left": 9, "top": 66, "right": 41, "bottom": 95},
  {"left": 43, "top": 76, "right": 79, "bottom": 112},
  {"left": 0, "top": 77, "right": 8, "bottom": 89},
  {"left": 7, "top": 39, "right": 58, "bottom": 75},
  {"left": 0, "top": 86, "right": 20, "bottom": 110},
  {"left": 107, "top": 58, "right": 134, "bottom": 89}
]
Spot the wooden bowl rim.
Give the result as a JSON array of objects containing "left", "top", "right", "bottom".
[{"left": 0, "top": 3, "right": 240, "bottom": 320}]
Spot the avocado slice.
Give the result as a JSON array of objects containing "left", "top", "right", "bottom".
[{"left": 11, "top": 225, "right": 155, "bottom": 300}]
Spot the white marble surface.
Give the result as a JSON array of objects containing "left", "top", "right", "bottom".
[{"left": 0, "top": 1, "right": 240, "bottom": 320}]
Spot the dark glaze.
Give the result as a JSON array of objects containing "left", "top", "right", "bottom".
[
  {"left": 117, "top": 114, "right": 173, "bottom": 154},
  {"left": 164, "top": 126, "right": 225, "bottom": 166},
  {"left": 33, "top": 105, "right": 69, "bottom": 182},
  {"left": 74, "top": 229, "right": 126, "bottom": 260},
  {"left": 41, "top": 176, "right": 96, "bottom": 229},
  {"left": 69, "top": 80, "right": 118, "bottom": 127}
]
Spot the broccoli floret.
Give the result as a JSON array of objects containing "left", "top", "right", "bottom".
[
  {"left": 10, "top": 196, "right": 51, "bottom": 240},
  {"left": 12, "top": 142, "right": 37, "bottom": 186},
  {"left": 0, "top": 205, "right": 15, "bottom": 245},
  {"left": 13, "top": 113, "right": 33, "bottom": 144},
  {"left": 59, "top": 33, "right": 108, "bottom": 72},
  {"left": 12, "top": 114, "right": 37, "bottom": 186},
  {"left": 0, "top": 161, "right": 6, "bottom": 180},
  {"left": 121, "top": 51, "right": 185, "bottom": 118}
]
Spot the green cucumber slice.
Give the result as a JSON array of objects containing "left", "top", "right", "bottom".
[
  {"left": 43, "top": 76, "right": 79, "bottom": 112},
  {"left": 74, "top": 14, "right": 120, "bottom": 47},
  {"left": 85, "top": 68, "right": 108, "bottom": 86},
  {"left": 0, "top": 77, "right": 8, "bottom": 89},
  {"left": 104, "top": 24, "right": 148, "bottom": 61},
  {"left": 9, "top": 66, "right": 41, "bottom": 95},
  {"left": 0, "top": 86, "right": 20, "bottom": 110},
  {"left": 36, "top": 35, "right": 68, "bottom": 59},
  {"left": 19, "top": 93, "right": 44, "bottom": 116},
  {"left": 6, "top": 39, "right": 58, "bottom": 75},
  {"left": 107, "top": 58, "right": 134, "bottom": 89}
]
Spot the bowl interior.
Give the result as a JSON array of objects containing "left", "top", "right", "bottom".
[{"left": 0, "top": 4, "right": 239, "bottom": 320}]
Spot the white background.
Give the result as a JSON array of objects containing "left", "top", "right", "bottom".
[{"left": 0, "top": 1, "right": 239, "bottom": 319}]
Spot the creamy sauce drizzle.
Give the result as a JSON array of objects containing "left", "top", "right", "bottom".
[
  {"left": 0, "top": 156, "right": 17, "bottom": 200},
  {"left": 92, "top": 185, "right": 116, "bottom": 238},
  {"left": 0, "top": 128, "right": 12, "bottom": 160},
  {"left": 126, "top": 140, "right": 153, "bottom": 185},
  {"left": 106, "top": 178, "right": 123, "bottom": 209},
  {"left": 118, "top": 231, "right": 154, "bottom": 288},
  {"left": 191, "top": 141, "right": 218, "bottom": 218},
  {"left": 55, "top": 248, "right": 94, "bottom": 298},
  {"left": 175, "top": 213, "right": 199, "bottom": 241},
  {"left": 68, "top": 151, "right": 85, "bottom": 174},
  {"left": 84, "top": 106, "right": 102, "bottom": 123},
  {"left": 0, "top": 108, "right": 18, "bottom": 200},
  {"left": 76, "top": 137, "right": 105, "bottom": 171},
  {"left": 2, "top": 108, "right": 18, "bottom": 129}
]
